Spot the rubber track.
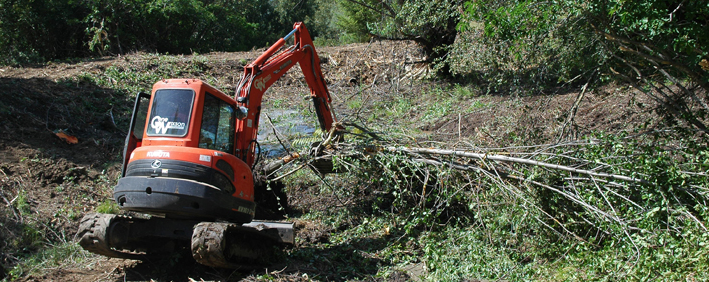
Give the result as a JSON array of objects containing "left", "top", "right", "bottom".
[
  {"left": 191, "top": 222, "right": 281, "bottom": 269},
  {"left": 191, "top": 222, "right": 234, "bottom": 268},
  {"left": 77, "top": 213, "right": 147, "bottom": 260}
]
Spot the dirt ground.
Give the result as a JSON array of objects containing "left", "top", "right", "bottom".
[{"left": 0, "top": 40, "right": 659, "bottom": 281}]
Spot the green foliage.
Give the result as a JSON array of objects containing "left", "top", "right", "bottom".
[
  {"left": 331, "top": 0, "right": 463, "bottom": 74},
  {"left": 588, "top": 0, "right": 709, "bottom": 67},
  {"left": 77, "top": 53, "right": 215, "bottom": 95},
  {"left": 517, "top": 132, "right": 709, "bottom": 279},
  {"left": 95, "top": 199, "right": 120, "bottom": 214},
  {"left": 0, "top": 0, "right": 464, "bottom": 78},
  {"left": 13, "top": 224, "right": 43, "bottom": 251},
  {"left": 0, "top": 0, "right": 329, "bottom": 64},
  {"left": 82, "top": 0, "right": 271, "bottom": 55},
  {"left": 456, "top": 0, "right": 599, "bottom": 93},
  {"left": 300, "top": 125, "right": 709, "bottom": 280},
  {"left": 459, "top": 0, "right": 709, "bottom": 130},
  {"left": 336, "top": 0, "right": 380, "bottom": 42},
  {"left": 420, "top": 228, "right": 532, "bottom": 280},
  {"left": 13, "top": 190, "right": 31, "bottom": 215},
  {"left": 9, "top": 242, "right": 90, "bottom": 280},
  {"left": 269, "top": 0, "right": 316, "bottom": 38},
  {"left": 0, "top": 0, "right": 88, "bottom": 64},
  {"left": 586, "top": 0, "right": 709, "bottom": 132}
]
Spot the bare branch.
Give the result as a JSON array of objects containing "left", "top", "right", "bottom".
[
  {"left": 389, "top": 146, "right": 651, "bottom": 184},
  {"left": 374, "top": 0, "right": 397, "bottom": 18},
  {"left": 598, "top": 29, "right": 709, "bottom": 93},
  {"left": 265, "top": 113, "right": 293, "bottom": 155}
]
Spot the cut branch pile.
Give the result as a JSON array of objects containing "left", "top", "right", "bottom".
[{"left": 259, "top": 123, "right": 709, "bottom": 257}]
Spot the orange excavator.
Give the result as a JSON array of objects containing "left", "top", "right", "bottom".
[{"left": 77, "top": 23, "right": 340, "bottom": 268}]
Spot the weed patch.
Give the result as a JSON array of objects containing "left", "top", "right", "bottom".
[{"left": 8, "top": 242, "right": 91, "bottom": 280}]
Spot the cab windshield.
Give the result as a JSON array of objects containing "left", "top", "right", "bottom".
[{"left": 146, "top": 89, "right": 194, "bottom": 137}]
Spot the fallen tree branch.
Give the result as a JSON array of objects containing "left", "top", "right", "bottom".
[
  {"left": 418, "top": 157, "right": 595, "bottom": 242},
  {"left": 388, "top": 146, "right": 651, "bottom": 185},
  {"left": 265, "top": 113, "right": 293, "bottom": 156},
  {"left": 558, "top": 70, "right": 596, "bottom": 142},
  {"left": 342, "top": 122, "right": 383, "bottom": 140}
]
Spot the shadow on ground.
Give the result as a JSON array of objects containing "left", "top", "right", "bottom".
[{"left": 113, "top": 235, "right": 390, "bottom": 281}]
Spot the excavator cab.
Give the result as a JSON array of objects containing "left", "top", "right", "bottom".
[{"left": 114, "top": 80, "right": 256, "bottom": 223}]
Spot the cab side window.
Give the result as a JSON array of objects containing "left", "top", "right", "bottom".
[{"left": 199, "top": 93, "right": 235, "bottom": 153}]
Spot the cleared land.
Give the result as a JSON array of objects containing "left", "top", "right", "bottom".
[{"left": 0, "top": 40, "right": 664, "bottom": 281}]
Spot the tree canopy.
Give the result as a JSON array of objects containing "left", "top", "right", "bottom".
[
  {"left": 446, "top": 0, "right": 706, "bottom": 133},
  {"left": 2, "top": 0, "right": 707, "bottom": 127},
  {"left": 0, "top": 0, "right": 321, "bottom": 64}
]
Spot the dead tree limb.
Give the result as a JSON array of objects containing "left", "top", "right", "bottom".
[
  {"left": 388, "top": 146, "right": 651, "bottom": 185},
  {"left": 265, "top": 113, "right": 293, "bottom": 156},
  {"left": 558, "top": 70, "right": 596, "bottom": 142}
]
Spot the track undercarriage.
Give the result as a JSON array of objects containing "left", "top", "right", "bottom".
[{"left": 77, "top": 213, "right": 293, "bottom": 268}]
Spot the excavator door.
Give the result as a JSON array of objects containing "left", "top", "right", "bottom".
[{"left": 121, "top": 92, "right": 151, "bottom": 177}]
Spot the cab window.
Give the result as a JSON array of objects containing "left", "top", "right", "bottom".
[
  {"left": 146, "top": 89, "right": 194, "bottom": 137},
  {"left": 199, "top": 93, "right": 235, "bottom": 153}
]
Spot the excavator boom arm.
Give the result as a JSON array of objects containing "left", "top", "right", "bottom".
[{"left": 234, "top": 22, "right": 337, "bottom": 165}]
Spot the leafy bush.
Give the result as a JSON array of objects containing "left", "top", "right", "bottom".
[
  {"left": 457, "top": 0, "right": 709, "bottom": 131},
  {"left": 0, "top": 0, "right": 88, "bottom": 64},
  {"left": 453, "top": 0, "right": 601, "bottom": 93},
  {"left": 586, "top": 0, "right": 709, "bottom": 133},
  {"left": 330, "top": 0, "right": 463, "bottom": 74}
]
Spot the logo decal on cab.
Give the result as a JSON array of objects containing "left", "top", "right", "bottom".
[{"left": 147, "top": 151, "right": 170, "bottom": 158}]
